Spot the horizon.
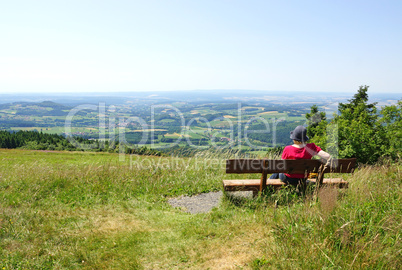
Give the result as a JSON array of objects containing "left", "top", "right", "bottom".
[{"left": 0, "top": 89, "right": 399, "bottom": 107}]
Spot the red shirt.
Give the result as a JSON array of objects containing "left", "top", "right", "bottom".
[{"left": 281, "top": 143, "right": 322, "bottom": 178}]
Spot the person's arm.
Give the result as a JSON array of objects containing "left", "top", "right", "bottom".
[{"left": 316, "top": 150, "right": 331, "bottom": 160}]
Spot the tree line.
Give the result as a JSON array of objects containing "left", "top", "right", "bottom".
[
  {"left": 0, "top": 130, "right": 77, "bottom": 150},
  {"left": 0, "top": 130, "right": 165, "bottom": 156}
]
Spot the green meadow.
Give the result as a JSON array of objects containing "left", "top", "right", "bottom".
[{"left": 0, "top": 149, "right": 400, "bottom": 269}]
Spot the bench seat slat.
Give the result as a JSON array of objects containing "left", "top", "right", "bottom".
[{"left": 223, "top": 178, "right": 349, "bottom": 191}]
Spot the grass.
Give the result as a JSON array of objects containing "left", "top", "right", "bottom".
[{"left": 0, "top": 149, "right": 401, "bottom": 269}]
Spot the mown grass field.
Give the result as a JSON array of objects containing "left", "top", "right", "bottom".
[{"left": 0, "top": 149, "right": 401, "bottom": 269}]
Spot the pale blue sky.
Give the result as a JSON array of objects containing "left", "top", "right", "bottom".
[{"left": 1, "top": 0, "right": 401, "bottom": 93}]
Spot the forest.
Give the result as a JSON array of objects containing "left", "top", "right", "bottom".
[
  {"left": 0, "top": 130, "right": 77, "bottom": 151},
  {"left": 0, "top": 130, "right": 163, "bottom": 156}
]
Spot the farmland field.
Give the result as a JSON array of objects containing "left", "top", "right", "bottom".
[{"left": 0, "top": 99, "right": 309, "bottom": 151}]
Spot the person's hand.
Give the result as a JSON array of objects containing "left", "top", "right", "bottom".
[{"left": 325, "top": 156, "right": 334, "bottom": 167}]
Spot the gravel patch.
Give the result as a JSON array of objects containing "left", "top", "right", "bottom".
[
  {"left": 168, "top": 191, "right": 255, "bottom": 214},
  {"left": 168, "top": 191, "right": 223, "bottom": 214}
]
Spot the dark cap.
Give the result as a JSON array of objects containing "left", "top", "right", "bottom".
[{"left": 290, "top": 125, "right": 309, "bottom": 142}]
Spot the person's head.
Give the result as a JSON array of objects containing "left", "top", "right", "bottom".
[{"left": 290, "top": 125, "right": 309, "bottom": 143}]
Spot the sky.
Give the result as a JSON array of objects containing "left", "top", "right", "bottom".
[{"left": 1, "top": 0, "right": 401, "bottom": 94}]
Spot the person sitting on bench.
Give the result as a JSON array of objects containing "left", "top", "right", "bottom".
[{"left": 269, "top": 125, "right": 331, "bottom": 187}]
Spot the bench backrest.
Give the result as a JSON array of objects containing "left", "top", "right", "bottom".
[
  {"left": 226, "top": 158, "right": 357, "bottom": 192},
  {"left": 226, "top": 158, "right": 357, "bottom": 175}
]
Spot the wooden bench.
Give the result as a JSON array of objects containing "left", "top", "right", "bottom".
[{"left": 223, "top": 158, "right": 356, "bottom": 195}]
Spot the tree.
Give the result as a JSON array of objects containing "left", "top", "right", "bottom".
[
  {"left": 379, "top": 100, "right": 402, "bottom": 159},
  {"left": 334, "top": 86, "right": 386, "bottom": 163},
  {"left": 306, "top": 85, "right": 400, "bottom": 164},
  {"left": 305, "top": 105, "right": 328, "bottom": 149}
]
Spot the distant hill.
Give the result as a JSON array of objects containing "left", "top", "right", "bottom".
[
  {"left": 1, "top": 91, "right": 400, "bottom": 106},
  {"left": 0, "top": 101, "right": 71, "bottom": 116}
]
